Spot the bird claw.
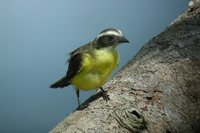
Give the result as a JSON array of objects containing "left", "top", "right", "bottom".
[
  {"left": 101, "top": 90, "right": 110, "bottom": 101},
  {"left": 77, "top": 104, "right": 88, "bottom": 110}
]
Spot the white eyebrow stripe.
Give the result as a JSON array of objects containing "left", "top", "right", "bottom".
[
  {"left": 97, "top": 30, "right": 123, "bottom": 38},
  {"left": 117, "top": 30, "right": 123, "bottom": 36}
]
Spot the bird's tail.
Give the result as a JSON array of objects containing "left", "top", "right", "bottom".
[{"left": 50, "top": 76, "right": 71, "bottom": 88}]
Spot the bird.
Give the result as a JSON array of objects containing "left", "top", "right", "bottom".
[{"left": 50, "top": 28, "right": 129, "bottom": 109}]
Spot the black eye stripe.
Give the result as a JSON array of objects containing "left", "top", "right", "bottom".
[
  {"left": 100, "top": 35, "right": 115, "bottom": 42},
  {"left": 105, "top": 35, "right": 114, "bottom": 41},
  {"left": 95, "top": 35, "right": 119, "bottom": 49}
]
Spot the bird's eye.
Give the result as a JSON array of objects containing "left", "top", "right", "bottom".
[
  {"left": 97, "top": 35, "right": 115, "bottom": 45},
  {"left": 106, "top": 35, "right": 114, "bottom": 41}
]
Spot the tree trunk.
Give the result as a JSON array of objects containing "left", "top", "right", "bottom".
[{"left": 50, "top": 1, "right": 200, "bottom": 132}]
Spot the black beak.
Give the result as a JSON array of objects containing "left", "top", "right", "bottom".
[{"left": 119, "top": 36, "right": 129, "bottom": 43}]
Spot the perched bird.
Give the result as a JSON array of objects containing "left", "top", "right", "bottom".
[{"left": 50, "top": 28, "right": 129, "bottom": 108}]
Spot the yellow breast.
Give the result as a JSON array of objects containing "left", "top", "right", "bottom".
[{"left": 71, "top": 47, "right": 119, "bottom": 90}]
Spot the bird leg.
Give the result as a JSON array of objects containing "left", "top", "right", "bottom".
[
  {"left": 100, "top": 87, "right": 110, "bottom": 101},
  {"left": 76, "top": 89, "right": 88, "bottom": 110},
  {"left": 76, "top": 89, "right": 80, "bottom": 107}
]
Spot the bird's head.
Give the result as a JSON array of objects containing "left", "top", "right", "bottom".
[{"left": 93, "top": 28, "right": 129, "bottom": 49}]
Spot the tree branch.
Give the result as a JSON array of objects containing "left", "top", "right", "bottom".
[{"left": 50, "top": 1, "right": 200, "bottom": 132}]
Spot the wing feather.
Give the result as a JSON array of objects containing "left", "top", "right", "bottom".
[
  {"left": 66, "top": 53, "right": 83, "bottom": 80},
  {"left": 66, "top": 41, "right": 93, "bottom": 80}
]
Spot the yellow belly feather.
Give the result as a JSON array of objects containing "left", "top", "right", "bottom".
[{"left": 71, "top": 48, "right": 119, "bottom": 90}]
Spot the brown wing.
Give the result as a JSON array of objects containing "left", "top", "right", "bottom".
[
  {"left": 50, "top": 41, "right": 93, "bottom": 88},
  {"left": 70, "top": 41, "right": 93, "bottom": 57},
  {"left": 50, "top": 42, "right": 91, "bottom": 88},
  {"left": 66, "top": 41, "right": 93, "bottom": 79},
  {"left": 65, "top": 53, "right": 83, "bottom": 80},
  {"left": 50, "top": 54, "right": 83, "bottom": 88}
]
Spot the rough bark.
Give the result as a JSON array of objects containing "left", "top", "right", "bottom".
[{"left": 50, "top": 1, "right": 200, "bottom": 133}]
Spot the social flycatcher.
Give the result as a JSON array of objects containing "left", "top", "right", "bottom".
[{"left": 50, "top": 28, "right": 129, "bottom": 108}]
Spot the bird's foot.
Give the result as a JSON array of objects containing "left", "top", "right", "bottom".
[
  {"left": 100, "top": 87, "right": 110, "bottom": 101},
  {"left": 77, "top": 104, "right": 88, "bottom": 110},
  {"left": 101, "top": 90, "right": 110, "bottom": 101}
]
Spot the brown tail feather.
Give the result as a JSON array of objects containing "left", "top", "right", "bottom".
[{"left": 50, "top": 76, "right": 71, "bottom": 88}]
